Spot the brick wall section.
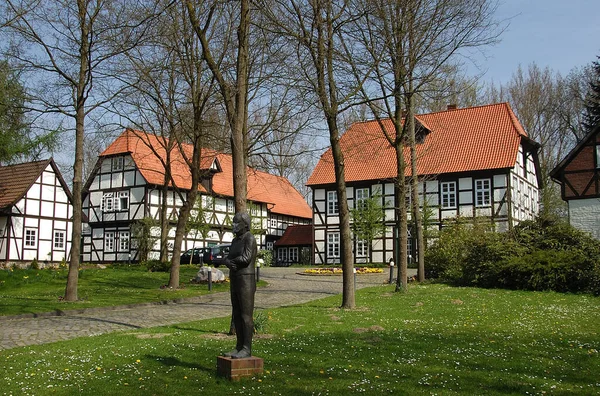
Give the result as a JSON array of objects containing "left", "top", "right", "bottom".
[{"left": 217, "top": 356, "right": 264, "bottom": 381}]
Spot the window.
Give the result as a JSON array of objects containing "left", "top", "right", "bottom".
[
  {"left": 118, "top": 231, "right": 130, "bottom": 252},
  {"left": 102, "top": 191, "right": 129, "bottom": 212},
  {"left": 271, "top": 218, "right": 277, "bottom": 228},
  {"left": 356, "top": 239, "right": 368, "bottom": 257},
  {"left": 596, "top": 145, "right": 600, "bottom": 168},
  {"left": 266, "top": 242, "right": 274, "bottom": 251},
  {"left": 54, "top": 231, "right": 65, "bottom": 249},
  {"left": 277, "top": 248, "right": 287, "bottom": 262},
  {"left": 475, "top": 179, "right": 491, "bottom": 207},
  {"left": 25, "top": 228, "right": 37, "bottom": 248},
  {"left": 289, "top": 247, "right": 298, "bottom": 263},
  {"left": 105, "top": 232, "right": 115, "bottom": 252},
  {"left": 227, "top": 200, "right": 234, "bottom": 213},
  {"left": 251, "top": 204, "right": 259, "bottom": 216},
  {"left": 102, "top": 193, "right": 114, "bottom": 212},
  {"left": 118, "top": 192, "right": 129, "bottom": 211},
  {"left": 111, "top": 157, "right": 123, "bottom": 171},
  {"left": 355, "top": 188, "right": 369, "bottom": 209},
  {"left": 440, "top": 181, "right": 456, "bottom": 208},
  {"left": 327, "top": 191, "right": 338, "bottom": 215},
  {"left": 327, "top": 233, "right": 340, "bottom": 258}
]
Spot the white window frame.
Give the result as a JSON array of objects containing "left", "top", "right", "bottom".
[
  {"left": 101, "top": 193, "right": 114, "bottom": 212},
  {"left": 475, "top": 179, "right": 491, "bottom": 207},
  {"left": 25, "top": 228, "right": 37, "bottom": 248},
  {"left": 118, "top": 231, "right": 130, "bottom": 252},
  {"left": 54, "top": 231, "right": 65, "bottom": 249},
  {"left": 289, "top": 247, "right": 298, "bottom": 263},
  {"left": 440, "top": 181, "right": 457, "bottom": 209},
  {"left": 270, "top": 218, "right": 277, "bottom": 228},
  {"left": 356, "top": 239, "right": 368, "bottom": 257},
  {"left": 111, "top": 157, "right": 124, "bottom": 171},
  {"left": 277, "top": 248, "right": 287, "bottom": 262},
  {"left": 327, "top": 191, "right": 339, "bottom": 215},
  {"left": 266, "top": 241, "right": 274, "bottom": 251},
  {"left": 327, "top": 232, "right": 340, "bottom": 258},
  {"left": 118, "top": 191, "right": 129, "bottom": 211},
  {"left": 105, "top": 232, "right": 115, "bottom": 252},
  {"left": 355, "top": 188, "right": 369, "bottom": 209},
  {"left": 227, "top": 199, "right": 234, "bottom": 213}
]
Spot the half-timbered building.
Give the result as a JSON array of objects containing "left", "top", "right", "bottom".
[
  {"left": 273, "top": 224, "right": 313, "bottom": 266},
  {"left": 550, "top": 124, "right": 600, "bottom": 238},
  {"left": 307, "top": 103, "right": 541, "bottom": 265},
  {"left": 82, "top": 130, "right": 312, "bottom": 263},
  {"left": 0, "top": 159, "right": 74, "bottom": 266}
]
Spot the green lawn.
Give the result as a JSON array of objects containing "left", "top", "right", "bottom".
[
  {"left": 0, "top": 265, "right": 229, "bottom": 316},
  {"left": 1, "top": 283, "right": 598, "bottom": 395}
]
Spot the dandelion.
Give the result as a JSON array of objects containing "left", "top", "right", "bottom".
[
  {"left": 136, "top": 359, "right": 141, "bottom": 363},
  {"left": 184, "top": 376, "right": 188, "bottom": 380}
]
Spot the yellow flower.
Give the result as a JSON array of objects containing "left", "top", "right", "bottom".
[
  {"left": 136, "top": 359, "right": 141, "bottom": 363},
  {"left": 23, "top": 276, "right": 29, "bottom": 279}
]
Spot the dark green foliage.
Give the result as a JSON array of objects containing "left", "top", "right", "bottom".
[
  {"left": 145, "top": 259, "right": 171, "bottom": 272},
  {"left": 583, "top": 56, "right": 600, "bottom": 132},
  {"left": 426, "top": 217, "right": 600, "bottom": 295}
]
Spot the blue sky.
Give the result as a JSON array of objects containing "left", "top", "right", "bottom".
[{"left": 469, "top": 0, "right": 600, "bottom": 85}]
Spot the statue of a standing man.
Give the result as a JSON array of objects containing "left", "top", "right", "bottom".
[{"left": 223, "top": 212, "right": 257, "bottom": 359}]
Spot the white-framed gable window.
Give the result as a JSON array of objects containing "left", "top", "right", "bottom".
[
  {"left": 102, "top": 191, "right": 129, "bottom": 212},
  {"left": 355, "top": 188, "right": 369, "bottom": 209},
  {"left": 102, "top": 193, "right": 114, "bottom": 212},
  {"left": 356, "top": 239, "right": 368, "bottom": 257},
  {"left": 54, "top": 231, "right": 65, "bottom": 249},
  {"left": 25, "top": 228, "right": 37, "bottom": 248},
  {"left": 327, "top": 191, "right": 338, "bottom": 215},
  {"left": 327, "top": 232, "right": 340, "bottom": 258},
  {"left": 227, "top": 199, "right": 234, "bottom": 213},
  {"left": 119, "top": 231, "right": 130, "bottom": 251},
  {"left": 118, "top": 191, "right": 129, "bottom": 211},
  {"left": 111, "top": 157, "right": 124, "bottom": 171},
  {"left": 440, "top": 181, "right": 457, "bottom": 209},
  {"left": 105, "top": 232, "right": 115, "bottom": 252},
  {"left": 475, "top": 179, "right": 491, "bottom": 207}
]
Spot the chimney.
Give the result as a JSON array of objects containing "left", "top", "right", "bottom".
[{"left": 447, "top": 104, "right": 458, "bottom": 111}]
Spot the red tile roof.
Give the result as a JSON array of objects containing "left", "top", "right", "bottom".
[
  {"left": 0, "top": 159, "right": 53, "bottom": 209},
  {"left": 100, "top": 130, "right": 312, "bottom": 219},
  {"left": 307, "top": 103, "right": 528, "bottom": 186},
  {"left": 274, "top": 224, "right": 313, "bottom": 246}
]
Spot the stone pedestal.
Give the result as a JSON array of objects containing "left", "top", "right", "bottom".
[{"left": 217, "top": 356, "right": 264, "bottom": 381}]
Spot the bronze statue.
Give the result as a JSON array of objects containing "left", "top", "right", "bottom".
[{"left": 222, "top": 212, "right": 257, "bottom": 359}]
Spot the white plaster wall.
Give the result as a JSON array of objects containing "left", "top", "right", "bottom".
[{"left": 569, "top": 198, "right": 600, "bottom": 239}]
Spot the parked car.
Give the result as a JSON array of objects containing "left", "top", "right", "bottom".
[
  {"left": 203, "top": 245, "right": 231, "bottom": 266},
  {"left": 180, "top": 247, "right": 208, "bottom": 265}
]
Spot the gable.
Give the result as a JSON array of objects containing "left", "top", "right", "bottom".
[{"left": 0, "top": 159, "right": 52, "bottom": 209}]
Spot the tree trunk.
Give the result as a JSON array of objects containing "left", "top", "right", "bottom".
[
  {"left": 394, "top": 147, "right": 408, "bottom": 293},
  {"left": 328, "top": 116, "right": 354, "bottom": 309},
  {"left": 64, "top": 0, "right": 88, "bottom": 301},
  {"left": 407, "top": 100, "right": 425, "bottom": 281}
]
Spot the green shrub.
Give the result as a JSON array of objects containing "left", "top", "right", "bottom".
[
  {"left": 426, "top": 216, "right": 600, "bottom": 295},
  {"left": 145, "top": 260, "right": 170, "bottom": 272},
  {"left": 257, "top": 249, "right": 272, "bottom": 267}
]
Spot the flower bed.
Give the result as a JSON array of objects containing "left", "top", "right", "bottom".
[{"left": 302, "top": 267, "right": 383, "bottom": 275}]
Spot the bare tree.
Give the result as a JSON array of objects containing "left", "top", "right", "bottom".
[
  {"left": 353, "top": 0, "right": 501, "bottom": 288},
  {"left": 260, "top": 0, "right": 364, "bottom": 308},
  {"left": 1, "top": 0, "right": 153, "bottom": 301},
  {"left": 186, "top": 0, "right": 251, "bottom": 214}
]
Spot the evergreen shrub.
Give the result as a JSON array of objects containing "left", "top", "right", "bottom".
[{"left": 425, "top": 217, "right": 600, "bottom": 295}]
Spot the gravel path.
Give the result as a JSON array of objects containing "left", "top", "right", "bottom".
[{"left": 0, "top": 267, "right": 402, "bottom": 350}]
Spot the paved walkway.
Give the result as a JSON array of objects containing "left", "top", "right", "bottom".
[{"left": 0, "top": 267, "right": 401, "bottom": 351}]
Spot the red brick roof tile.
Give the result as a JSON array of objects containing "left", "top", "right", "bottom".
[
  {"left": 100, "top": 130, "right": 312, "bottom": 219},
  {"left": 307, "top": 103, "right": 527, "bottom": 186}
]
